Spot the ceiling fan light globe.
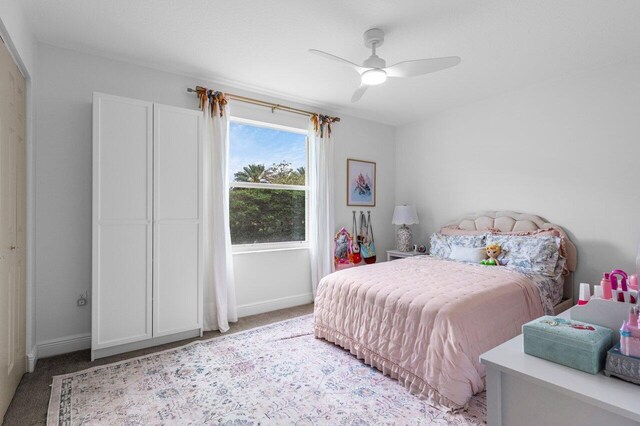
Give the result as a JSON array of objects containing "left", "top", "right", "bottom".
[{"left": 361, "top": 69, "right": 387, "bottom": 86}]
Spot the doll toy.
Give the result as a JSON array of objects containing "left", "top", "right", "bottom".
[{"left": 480, "top": 243, "right": 502, "bottom": 266}]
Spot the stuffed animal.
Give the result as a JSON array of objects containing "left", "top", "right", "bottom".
[{"left": 480, "top": 243, "right": 501, "bottom": 266}]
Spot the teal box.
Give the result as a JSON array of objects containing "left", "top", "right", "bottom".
[{"left": 523, "top": 316, "right": 614, "bottom": 374}]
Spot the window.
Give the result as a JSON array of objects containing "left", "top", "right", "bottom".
[{"left": 228, "top": 117, "right": 308, "bottom": 250}]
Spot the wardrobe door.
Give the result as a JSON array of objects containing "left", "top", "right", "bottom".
[
  {"left": 92, "top": 93, "right": 153, "bottom": 351},
  {"left": 153, "top": 104, "right": 202, "bottom": 337}
]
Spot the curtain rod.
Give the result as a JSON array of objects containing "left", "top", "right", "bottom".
[{"left": 186, "top": 87, "right": 340, "bottom": 122}]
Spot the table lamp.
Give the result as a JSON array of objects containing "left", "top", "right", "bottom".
[{"left": 392, "top": 205, "right": 419, "bottom": 252}]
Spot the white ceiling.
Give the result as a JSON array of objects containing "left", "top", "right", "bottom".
[{"left": 21, "top": 0, "right": 640, "bottom": 125}]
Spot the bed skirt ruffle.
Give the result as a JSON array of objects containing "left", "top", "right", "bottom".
[{"left": 314, "top": 323, "right": 469, "bottom": 412}]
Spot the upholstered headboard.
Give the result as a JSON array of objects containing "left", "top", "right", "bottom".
[
  {"left": 442, "top": 210, "right": 577, "bottom": 271},
  {"left": 442, "top": 211, "right": 578, "bottom": 312}
]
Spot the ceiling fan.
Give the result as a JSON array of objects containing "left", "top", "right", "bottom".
[{"left": 309, "top": 28, "right": 461, "bottom": 103}]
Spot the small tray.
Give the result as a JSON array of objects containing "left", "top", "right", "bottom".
[{"left": 604, "top": 344, "right": 640, "bottom": 385}]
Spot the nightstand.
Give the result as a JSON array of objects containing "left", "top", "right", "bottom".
[{"left": 386, "top": 250, "right": 427, "bottom": 261}]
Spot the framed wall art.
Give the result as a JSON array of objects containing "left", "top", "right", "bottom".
[{"left": 347, "top": 159, "right": 376, "bottom": 206}]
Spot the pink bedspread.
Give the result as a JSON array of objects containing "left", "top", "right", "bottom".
[{"left": 314, "top": 256, "right": 544, "bottom": 410}]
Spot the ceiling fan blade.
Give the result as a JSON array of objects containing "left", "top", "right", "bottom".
[
  {"left": 309, "top": 49, "right": 366, "bottom": 73},
  {"left": 351, "top": 85, "right": 369, "bottom": 103},
  {"left": 384, "top": 56, "right": 461, "bottom": 78}
]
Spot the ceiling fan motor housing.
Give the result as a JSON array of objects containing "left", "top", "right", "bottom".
[{"left": 363, "top": 28, "right": 385, "bottom": 49}]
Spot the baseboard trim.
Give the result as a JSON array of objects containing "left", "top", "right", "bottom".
[
  {"left": 37, "top": 333, "right": 91, "bottom": 359},
  {"left": 26, "top": 350, "right": 37, "bottom": 372},
  {"left": 237, "top": 293, "right": 313, "bottom": 318},
  {"left": 35, "top": 295, "right": 313, "bottom": 359}
]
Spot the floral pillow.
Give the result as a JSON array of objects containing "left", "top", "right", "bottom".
[
  {"left": 486, "top": 234, "right": 562, "bottom": 276},
  {"left": 429, "top": 233, "right": 487, "bottom": 259}
]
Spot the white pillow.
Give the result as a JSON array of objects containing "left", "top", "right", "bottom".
[{"left": 449, "top": 245, "right": 487, "bottom": 263}]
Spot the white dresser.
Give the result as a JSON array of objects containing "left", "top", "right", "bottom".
[
  {"left": 480, "top": 333, "right": 640, "bottom": 426},
  {"left": 92, "top": 93, "right": 203, "bottom": 360}
]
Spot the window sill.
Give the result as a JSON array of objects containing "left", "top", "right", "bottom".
[{"left": 232, "top": 244, "right": 310, "bottom": 255}]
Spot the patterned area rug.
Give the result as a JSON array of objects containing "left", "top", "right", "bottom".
[{"left": 48, "top": 315, "right": 486, "bottom": 425}]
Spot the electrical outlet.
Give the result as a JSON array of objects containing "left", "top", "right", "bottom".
[{"left": 77, "top": 292, "right": 88, "bottom": 307}]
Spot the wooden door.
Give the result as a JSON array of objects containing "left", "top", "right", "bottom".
[
  {"left": 152, "top": 104, "right": 202, "bottom": 337},
  {"left": 0, "top": 36, "right": 26, "bottom": 418},
  {"left": 92, "top": 93, "right": 153, "bottom": 356}
]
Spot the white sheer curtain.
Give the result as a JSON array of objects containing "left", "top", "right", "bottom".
[
  {"left": 308, "top": 118, "right": 335, "bottom": 298},
  {"left": 201, "top": 92, "right": 237, "bottom": 332}
]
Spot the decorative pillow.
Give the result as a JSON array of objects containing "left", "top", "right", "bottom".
[
  {"left": 449, "top": 245, "right": 487, "bottom": 263},
  {"left": 487, "top": 234, "right": 561, "bottom": 276},
  {"left": 488, "top": 228, "right": 570, "bottom": 275},
  {"left": 429, "top": 233, "right": 449, "bottom": 258},
  {"left": 429, "top": 233, "right": 487, "bottom": 259}
]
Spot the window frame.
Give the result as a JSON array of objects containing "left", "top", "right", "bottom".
[{"left": 228, "top": 116, "right": 310, "bottom": 253}]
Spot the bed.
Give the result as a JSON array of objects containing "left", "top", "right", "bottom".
[{"left": 313, "top": 211, "right": 577, "bottom": 411}]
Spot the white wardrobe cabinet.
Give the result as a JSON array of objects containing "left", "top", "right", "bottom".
[{"left": 92, "top": 93, "right": 203, "bottom": 360}]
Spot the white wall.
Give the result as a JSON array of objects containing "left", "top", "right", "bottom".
[
  {"left": 34, "top": 43, "right": 395, "bottom": 349},
  {"left": 333, "top": 117, "right": 396, "bottom": 255},
  {"left": 0, "top": 0, "right": 36, "bottom": 75},
  {"left": 395, "top": 58, "right": 640, "bottom": 297}
]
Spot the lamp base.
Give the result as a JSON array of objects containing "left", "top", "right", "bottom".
[{"left": 396, "top": 225, "right": 412, "bottom": 252}]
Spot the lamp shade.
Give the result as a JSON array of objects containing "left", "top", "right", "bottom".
[{"left": 392, "top": 205, "right": 419, "bottom": 225}]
